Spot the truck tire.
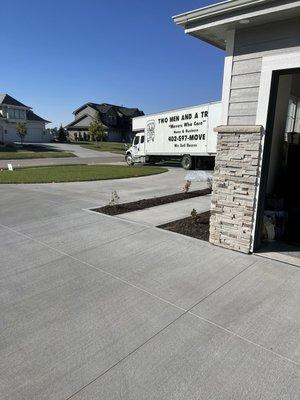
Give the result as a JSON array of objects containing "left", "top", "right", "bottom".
[
  {"left": 125, "top": 153, "right": 134, "bottom": 166},
  {"left": 181, "top": 154, "right": 194, "bottom": 170}
]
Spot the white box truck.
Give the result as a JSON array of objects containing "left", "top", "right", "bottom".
[{"left": 126, "top": 101, "right": 222, "bottom": 169}]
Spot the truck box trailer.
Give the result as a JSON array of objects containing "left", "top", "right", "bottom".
[{"left": 126, "top": 101, "right": 222, "bottom": 169}]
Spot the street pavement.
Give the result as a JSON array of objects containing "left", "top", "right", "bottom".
[{"left": 0, "top": 168, "right": 299, "bottom": 400}]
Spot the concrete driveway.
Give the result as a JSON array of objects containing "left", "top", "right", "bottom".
[
  {"left": 45, "top": 142, "right": 124, "bottom": 159},
  {"left": 0, "top": 142, "right": 124, "bottom": 168},
  {"left": 0, "top": 169, "right": 299, "bottom": 400}
]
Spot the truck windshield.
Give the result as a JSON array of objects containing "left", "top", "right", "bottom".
[{"left": 133, "top": 136, "right": 139, "bottom": 145}]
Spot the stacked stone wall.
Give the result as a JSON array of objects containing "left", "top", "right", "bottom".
[{"left": 209, "top": 126, "right": 264, "bottom": 253}]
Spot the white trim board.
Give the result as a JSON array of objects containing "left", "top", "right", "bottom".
[
  {"left": 256, "top": 51, "right": 300, "bottom": 127},
  {"left": 250, "top": 51, "right": 300, "bottom": 252},
  {"left": 221, "top": 30, "right": 235, "bottom": 125}
]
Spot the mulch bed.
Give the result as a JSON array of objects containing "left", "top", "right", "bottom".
[
  {"left": 94, "top": 188, "right": 211, "bottom": 216},
  {"left": 159, "top": 211, "right": 211, "bottom": 241}
]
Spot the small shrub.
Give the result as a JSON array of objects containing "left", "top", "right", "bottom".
[
  {"left": 191, "top": 208, "right": 198, "bottom": 222},
  {"left": 4, "top": 142, "right": 16, "bottom": 149},
  {"left": 207, "top": 176, "right": 213, "bottom": 190},
  {"left": 108, "top": 190, "right": 120, "bottom": 206},
  {"left": 182, "top": 180, "right": 191, "bottom": 193}
]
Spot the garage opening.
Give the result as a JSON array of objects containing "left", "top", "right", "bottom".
[{"left": 256, "top": 69, "right": 300, "bottom": 265}]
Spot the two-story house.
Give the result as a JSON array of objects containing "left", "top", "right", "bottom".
[
  {"left": 0, "top": 94, "right": 50, "bottom": 143},
  {"left": 65, "top": 102, "right": 144, "bottom": 142}
]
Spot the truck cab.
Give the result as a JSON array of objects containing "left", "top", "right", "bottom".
[{"left": 125, "top": 132, "right": 145, "bottom": 165}]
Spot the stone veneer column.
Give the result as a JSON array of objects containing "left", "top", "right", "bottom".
[{"left": 209, "top": 125, "right": 264, "bottom": 253}]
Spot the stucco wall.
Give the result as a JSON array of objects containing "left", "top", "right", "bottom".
[{"left": 228, "top": 17, "right": 300, "bottom": 126}]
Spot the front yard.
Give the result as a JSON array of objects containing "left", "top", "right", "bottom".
[
  {"left": 0, "top": 164, "right": 167, "bottom": 184},
  {"left": 0, "top": 144, "right": 75, "bottom": 159}
]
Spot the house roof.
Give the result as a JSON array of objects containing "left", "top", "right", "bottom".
[
  {"left": 0, "top": 93, "right": 31, "bottom": 109},
  {"left": 73, "top": 102, "right": 143, "bottom": 117},
  {"left": 65, "top": 113, "right": 108, "bottom": 130},
  {"left": 118, "top": 106, "right": 142, "bottom": 117},
  {"left": 173, "top": 0, "right": 300, "bottom": 49},
  {"left": 65, "top": 114, "right": 88, "bottom": 128},
  {"left": 27, "top": 110, "right": 50, "bottom": 123}
]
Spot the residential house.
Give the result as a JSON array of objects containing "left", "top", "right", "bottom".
[
  {"left": 0, "top": 94, "right": 50, "bottom": 143},
  {"left": 65, "top": 102, "right": 144, "bottom": 142},
  {"left": 174, "top": 0, "right": 300, "bottom": 259}
]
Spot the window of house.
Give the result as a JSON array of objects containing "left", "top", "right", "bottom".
[
  {"left": 8, "top": 108, "right": 26, "bottom": 119},
  {"left": 108, "top": 115, "right": 116, "bottom": 124},
  {"left": 285, "top": 98, "right": 300, "bottom": 133}
]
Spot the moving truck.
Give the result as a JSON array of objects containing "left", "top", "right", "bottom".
[{"left": 126, "top": 101, "right": 222, "bottom": 169}]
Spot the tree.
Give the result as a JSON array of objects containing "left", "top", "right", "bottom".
[
  {"left": 57, "top": 125, "right": 67, "bottom": 142},
  {"left": 89, "top": 111, "right": 107, "bottom": 142},
  {"left": 16, "top": 122, "right": 27, "bottom": 145}
]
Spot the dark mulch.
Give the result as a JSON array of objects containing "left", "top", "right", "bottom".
[
  {"left": 94, "top": 188, "right": 211, "bottom": 216},
  {"left": 159, "top": 211, "right": 211, "bottom": 241}
]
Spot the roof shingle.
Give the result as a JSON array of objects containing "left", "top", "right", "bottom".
[{"left": 0, "top": 93, "right": 31, "bottom": 108}]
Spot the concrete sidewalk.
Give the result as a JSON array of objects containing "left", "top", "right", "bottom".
[
  {"left": 118, "top": 194, "right": 212, "bottom": 226},
  {"left": 0, "top": 169, "right": 299, "bottom": 400}
]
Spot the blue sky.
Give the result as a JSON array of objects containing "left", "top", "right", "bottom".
[{"left": 1, "top": 0, "right": 224, "bottom": 127}]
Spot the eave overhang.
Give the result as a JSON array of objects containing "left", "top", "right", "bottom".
[{"left": 173, "top": 0, "right": 300, "bottom": 50}]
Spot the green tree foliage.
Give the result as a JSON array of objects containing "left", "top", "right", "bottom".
[
  {"left": 16, "top": 122, "right": 27, "bottom": 145},
  {"left": 57, "top": 125, "right": 67, "bottom": 142},
  {"left": 89, "top": 112, "right": 107, "bottom": 142}
]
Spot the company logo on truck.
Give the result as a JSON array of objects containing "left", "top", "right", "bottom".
[{"left": 146, "top": 120, "right": 155, "bottom": 142}]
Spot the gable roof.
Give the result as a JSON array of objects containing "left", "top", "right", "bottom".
[
  {"left": 65, "top": 113, "right": 108, "bottom": 130},
  {"left": 27, "top": 110, "right": 50, "bottom": 123},
  {"left": 118, "top": 106, "right": 142, "bottom": 117},
  {"left": 65, "top": 114, "right": 94, "bottom": 128},
  {"left": 73, "top": 102, "right": 143, "bottom": 117},
  {"left": 65, "top": 114, "right": 89, "bottom": 128},
  {"left": 0, "top": 93, "right": 31, "bottom": 109}
]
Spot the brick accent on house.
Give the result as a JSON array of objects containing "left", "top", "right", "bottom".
[{"left": 209, "top": 125, "right": 264, "bottom": 253}]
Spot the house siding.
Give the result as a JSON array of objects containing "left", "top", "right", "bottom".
[
  {"left": 74, "top": 106, "right": 97, "bottom": 120},
  {"left": 0, "top": 120, "right": 49, "bottom": 143},
  {"left": 228, "top": 17, "right": 300, "bottom": 126}
]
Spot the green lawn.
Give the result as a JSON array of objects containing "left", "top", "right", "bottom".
[
  {"left": 78, "top": 141, "right": 129, "bottom": 154},
  {"left": 0, "top": 144, "right": 75, "bottom": 160},
  {"left": 0, "top": 164, "right": 167, "bottom": 184}
]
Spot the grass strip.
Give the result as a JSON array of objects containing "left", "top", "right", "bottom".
[{"left": 0, "top": 164, "right": 167, "bottom": 184}]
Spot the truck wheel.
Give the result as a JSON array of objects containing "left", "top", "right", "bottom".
[
  {"left": 125, "top": 153, "right": 134, "bottom": 166},
  {"left": 181, "top": 155, "right": 194, "bottom": 170}
]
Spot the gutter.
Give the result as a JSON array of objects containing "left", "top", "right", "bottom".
[{"left": 173, "top": 0, "right": 275, "bottom": 25}]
